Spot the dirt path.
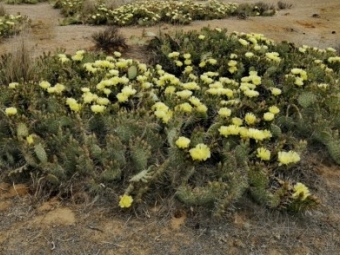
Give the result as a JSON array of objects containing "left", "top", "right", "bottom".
[
  {"left": 1, "top": 157, "right": 340, "bottom": 254},
  {"left": 1, "top": 0, "right": 340, "bottom": 58}
]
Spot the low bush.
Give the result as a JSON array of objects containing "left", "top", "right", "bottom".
[{"left": 2, "top": 27, "right": 340, "bottom": 216}]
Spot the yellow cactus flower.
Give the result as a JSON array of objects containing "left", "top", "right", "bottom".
[
  {"left": 175, "top": 61, "right": 183, "bottom": 67},
  {"left": 168, "top": 52, "right": 180, "bottom": 58},
  {"left": 81, "top": 87, "right": 90, "bottom": 93},
  {"left": 66, "top": 98, "right": 82, "bottom": 112},
  {"left": 266, "top": 52, "right": 281, "bottom": 62},
  {"left": 54, "top": 83, "right": 66, "bottom": 94},
  {"left": 84, "top": 92, "right": 99, "bottom": 104},
  {"left": 196, "top": 103, "right": 208, "bottom": 113},
  {"left": 119, "top": 194, "right": 133, "bottom": 208},
  {"left": 238, "top": 38, "right": 249, "bottom": 46},
  {"left": 59, "top": 56, "right": 70, "bottom": 63},
  {"left": 232, "top": 117, "right": 243, "bottom": 126},
  {"left": 245, "top": 113, "right": 257, "bottom": 125},
  {"left": 5, "top": 107, "right": 17, "bottom": 116},
  {"left": 228, "top": 60, "right": 237, "bottom": 67},
  {"left": 72, "top": 53, "right": 83, "bottom": 61},
  {"left": 152, "top": 102, "right": 169, "bottom": 112},
  {"left": 245, "top": 52, "right": 254, "bottom": 58},
  {"left": 96, "top": 97, "right": 110, "bottom": 105},
  {"left": 184, "top": 59, "right": 192, "bottom": 65},
  {"left": 291, "top": 68, "right": 302, "bottom": 75},
  {"left": 278, "top": 150, "right": 301, "bottom": 166},
  {"left": 256, "top": 147, "right": 271, "bottom": 161},
  {"left": 76, "top": 50, "right": 85, "bottom": 55},
  {"left": 175, "top": 136, "right": 191, "bottom": 149},
  {"left": 47, "top": 87, "right": 56, "bottom": 94},
  {"left": 199, "top": 61, "right": 206, "bottom": 68},
  {"left": 294, "top": 77, "right": 304, "bottom": 86},
  {"left": 243, "top": 89, "right": 259, "bottom": 98},
  {"left": 103, "top": 88, "right": 112, "bottom": 96},
  {"left": 189, "top": 96, "right": 201, "bottom": 106},
  {"left": 114, "top": 51, "right": 122, "bottom": 58},
  {"left": 263, "top": 112, "right": 275, "bottom": 121},
  {"left": 248, "top": 128, "right": 272, "bottom": 142},
  {"left": 39, "top": 81, "right": 51, "bottom": 90},
  {"left": 183, "top": 66, "right": 194, "bottom": 74},
  {"left": 208, "top": 58, "right": 217, "bottom": 65},
  {"left": 182, "top": 81, "right": 199, "bottom": 90},
  {"left": 116, "top": 93, "right": 129, "bottom": 103},
  {"left": 269, "top": 106, "right": 280, "bottom": 114},
  {"left": 292, "top": 182, "right": 310, "bottom": 200},
  {"left": 270, "top": 87, "right": 282, "bottom": 96},
  {"left": 26, "top": 134, "right": 34, "bottom": 145},
  {"left": 251, "top": 76, "right": 261, "bottom": 85},
  {"left": 8, "top": 82, "right": 19, "bottom": 89},
  {"left": 189, "top": 143, "right": 211, "bottom": 161},
  {"left": 175, "top": 103, "right": 193, "bottom": 113},
  {"left": 176, "top": 90, "right": 193, "bottom": 99},
  {"left": 218, "top": 107, "right": 232, "bottom": 118},
  {"left": 164, "top": 86, "right": 176, "bottom": 95},
  {"left": 121, "top": 85, "right": 137, "bottom": 96},
  {"left": 183, "top": 53, "right": 191, "bottom": 59},
  {"left": 91, "top": 104, "right": 106, "bottom": 113},
  {"left": 219, "top": 125, "right": 240, "bottom": 137},
  {"left": 239, "top": 127, "right": 249, "bottom": 139}
]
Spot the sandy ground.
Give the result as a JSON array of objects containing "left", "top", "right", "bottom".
[
  {"left": 1, "top": 1, "right": 340, "bottom": 254},
  {"left": 0, "top": 0, "right": 339, "bottom": 58}
]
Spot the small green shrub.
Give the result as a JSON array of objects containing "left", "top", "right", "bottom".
[
  {"left": 91, "top": 26, "right": 128, "bottom": 53},
  {"left": 0, "top": 14, "right": 27, "bottom": 40},
  {"left": 0, "top": 4, "right": 6, "bottom": 16}
]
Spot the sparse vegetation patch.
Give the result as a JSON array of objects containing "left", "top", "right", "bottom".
[
  {"left": 53, "top": 0, "right": 276, "bottom": 26},
  {"left": 0, "top": 13, "right": 27, "bottom": 40}
]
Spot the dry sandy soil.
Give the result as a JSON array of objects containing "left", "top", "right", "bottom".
[
  {"left": 1, "top": 0, "right": 340, "bottom": 254},
  {"left": 0, "top": 0, "right": 340, "bottom": 56}
]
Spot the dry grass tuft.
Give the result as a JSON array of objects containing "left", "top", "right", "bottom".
[
  {"left": 277, "top": 1, "right": 293, "bottom": 10},
  {"left": 81, "top": 0, "right": 97, "bottom": 19},
  {"left": 0, "top": 28, "right": 36, "bottom": 84},
  {"left": 91, "top": 26, "right": 128, "bottom": 54},
  {"left": 0, "top": 4, "right": 6, "bottom": 16}
]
